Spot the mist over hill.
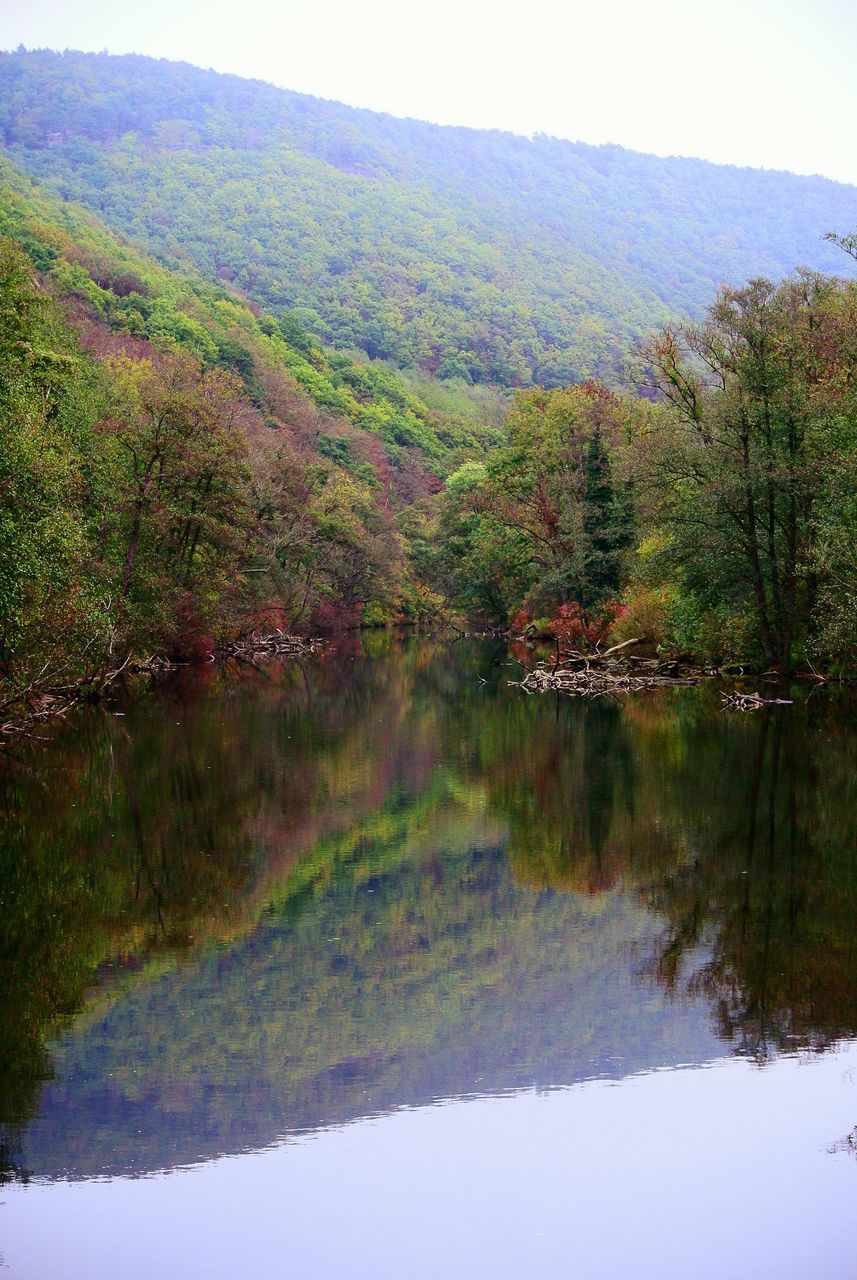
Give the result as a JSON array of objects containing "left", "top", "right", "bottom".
[{"left": 2, "top": 47, "right": 855, "bottom": 386}]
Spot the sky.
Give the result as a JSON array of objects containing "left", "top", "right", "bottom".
[{"left": 2, "top": 0, "right": 857, "bottom": 186}]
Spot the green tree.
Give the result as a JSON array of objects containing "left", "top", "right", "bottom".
[
  {"left": 438, "top": 383, "right": 637, "bottom": 623},
  {"left": 639, "top": 273, "right": 857, "bottom": 669}
]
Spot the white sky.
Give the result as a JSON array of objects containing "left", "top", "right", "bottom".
[{"left": 2, "top": 0, "right": 857, "bottom": 186}]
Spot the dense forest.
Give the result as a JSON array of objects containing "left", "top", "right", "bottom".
[
  {"left": 0, "top": 49, "right": 855, "bottom": 728},
  {"left": 0, "top": 155, "right": 506, "bottom": 716},
  {"left": 2, "top": 49, "right": 855, "bottom": 386}
]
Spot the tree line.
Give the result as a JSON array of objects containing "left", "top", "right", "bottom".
[{"left": 426, "top": 266, "right": 856, "bottom": 671}]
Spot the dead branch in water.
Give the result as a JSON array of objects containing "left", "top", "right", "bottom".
[
  {"left": 510, "top": 645, "right": 799, "bottom": 707},
  {"left": 510, "top": 648, "right": 701, "bottom": 698},
  {"left": 720, "top": 690, "right": 793, "bottom": 711},
  {"left": 1, "top": 631, "right": 323, "bottom": 744},
  {"left": 596, "top": 636, "right": 643, "bottom": 658},
  {"left": 217, "top": 629, "right": 323, "bottom": 659},
  {"left": 0, "top": 694, "right": 78, "bottom": 741}
]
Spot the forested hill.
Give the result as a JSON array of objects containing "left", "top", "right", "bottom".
[{"left": 2, "top": 48, "right": 855, "bottom": 386}]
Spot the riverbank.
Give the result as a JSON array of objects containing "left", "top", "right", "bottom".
[
  {"left": 4, "top": 623, "right": 852, "bottom": 746},
  {"left": 0, "top": 631, "right": 324, "bottom": 744}
]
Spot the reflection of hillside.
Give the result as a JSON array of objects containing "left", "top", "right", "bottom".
[
  {"left": 18, "top": 838, "right": 720, "bottom": 1180},
  {"left": 1, "top": 638, "right": 855, "bottom": 1182},
  {"left": 0, "top": 638, "right": 457, "bottom": 1176}
]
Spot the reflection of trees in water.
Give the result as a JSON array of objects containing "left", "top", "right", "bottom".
[
  {"left": 0, "top": 640, "right": 854, "bottom": 1175},
  {"left": 459, "top": 685, "right": 857, "bottom": 1062},
  {"left": 644, "top": 708, "right": 857, "bottom": 1059},
  {"left": 0, "top": 637, "right": 442, "bottom": 1176}
]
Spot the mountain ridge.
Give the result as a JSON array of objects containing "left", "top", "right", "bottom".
[
  {"left": 3, "top": 47, "right": 854, "bottom": 386},
  {"left": 7, "top": 45, "right": 857, "bottom": 188}
]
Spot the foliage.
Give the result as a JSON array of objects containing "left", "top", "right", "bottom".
[
  {"left": 434, "top": 384, "right": 637, "bottom": 627},
  {"left": 636, "top": 272, "right": 857, "bottom": 668},
  {"left": 0, "top": 155, "right": 498, "bottom": 481},
  {"left": 99, "top": 351, "right": 254, "bottom": 645},
  {"left": 0, "top": 237, "right": 109, "bottom": 679},
  {"left": 0, "top": 155, "right": 507, "bottom": 696},
  {"left": 2, "top": 49, "right": 855, "bottom": 388},
  {"left": 0, "top": 56, "right": 855, "bottom": 676}
]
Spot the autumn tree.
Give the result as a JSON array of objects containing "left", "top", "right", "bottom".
[
  {"left": 101, "top": 351, "right": 253, "bottom": 645},
  {"left": 251, "top": 439, "right": 402, "bottom": 628}
]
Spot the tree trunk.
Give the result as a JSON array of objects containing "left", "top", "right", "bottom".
[{"left": 121, "top": 498, "right": 144, "bottom": 597}]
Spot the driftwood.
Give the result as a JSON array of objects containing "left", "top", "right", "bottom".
[
  {"left": 1, "top": 632, "right": 323, "bottom": 743},
  {"left": 125, "top": 654, "right": 176, "bottom": 674},
  {"left": 217, "top": 629, "right": 323, "bottom": 659},
  {"left": 509, "top": 643, "right": 798, "bottom": 708},
  {"left": 0, "top": 650, "right": 139, "bottom": 741},
  {"left": 720, "top": 690, "right": 793, "bottom": 711},
  {"left": 510, "top": 646, "right": 701, "bottom": 698},
  {"left": 0, "top": 693, "right": 78, "bottom": 740}
]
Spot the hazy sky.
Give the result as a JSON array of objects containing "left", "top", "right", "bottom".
[{"left": 3, "top": 0, "right": 857, "bottom": 185}]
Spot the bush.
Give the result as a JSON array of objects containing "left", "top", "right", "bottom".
[{"left": 609, "top": 585, "right": 673, "bottom": 646}]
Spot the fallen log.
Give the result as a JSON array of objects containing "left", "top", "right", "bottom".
[{"left": 597, "top": 636, "right": 643, "bottom": 658}]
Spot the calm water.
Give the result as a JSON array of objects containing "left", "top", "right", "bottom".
[{"left": 1, "top": 635, "right": 855, "bottom": 1278}]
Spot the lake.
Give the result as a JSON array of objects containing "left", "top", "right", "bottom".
[{"left": 1, "top": 635, "right": 855, "bottom": 1278}]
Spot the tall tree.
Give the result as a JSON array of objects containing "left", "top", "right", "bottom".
[
  {"left": 639, "top": 272, "right": 857, "bottom": 669},
  {"left": 101, "top": 352, "right": 253, "bottom": 642}
]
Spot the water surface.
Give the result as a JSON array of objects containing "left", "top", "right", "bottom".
[{"left": 1, "top": 637, "right": 855, "bottom": 1276}]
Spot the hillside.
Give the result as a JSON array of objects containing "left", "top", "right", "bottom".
[
  {"left": 0, "top": 158, "right": 499, "bottom": 475},
  {"left": 2, "top": 48, "right": 855, "bottom": 386},
  {"left": 0, "top": 49, "right": 854, "bottom": 688},
  {"left": 0, "top": 151, "right": 512, "bottom": 704}
]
